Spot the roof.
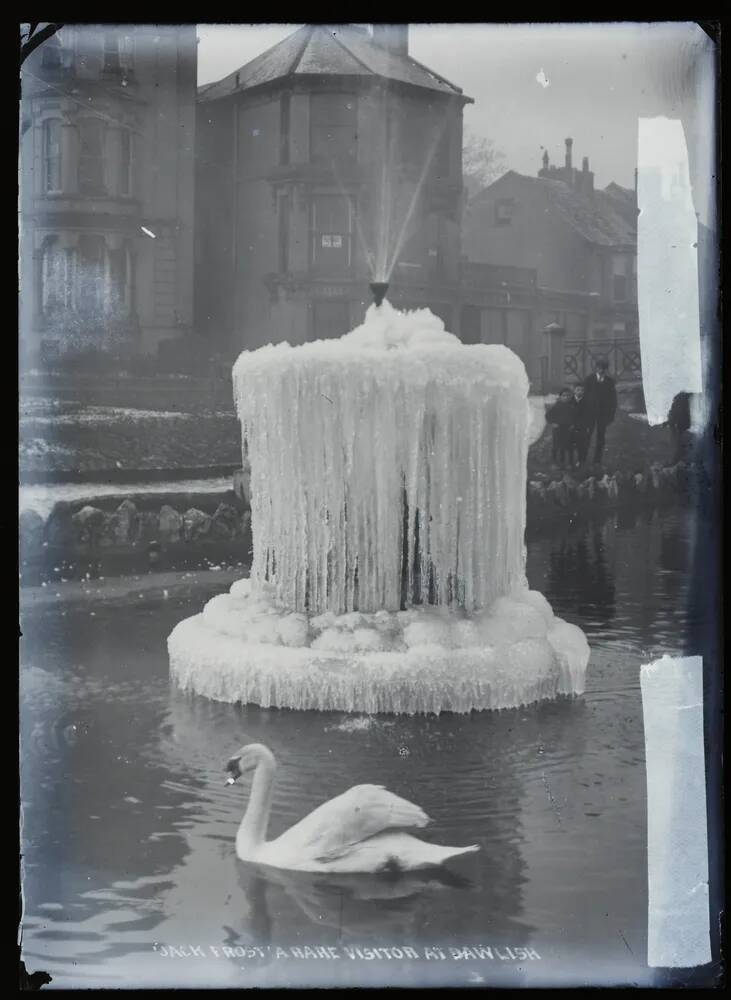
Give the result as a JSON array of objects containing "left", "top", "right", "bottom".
[
  {"left": 472, "top": 170, "right": 636, "bottom": 248},
  {"left": 602, "top": 181, "right": 639, "bottom": 226},
  {"left": 198, "top": 24, "right": 471, "bottom": 103}
]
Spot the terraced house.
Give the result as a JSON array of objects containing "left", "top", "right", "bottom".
[
  {"left": 461, "top": 138, "right": 640, "bottom": 389},
  {"left": 19, "top": 24, "right": 197, "bottom": 363}
]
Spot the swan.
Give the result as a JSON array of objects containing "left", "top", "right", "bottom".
[{"left": 224, "top": 743, "right": 480, "bottom": 874}]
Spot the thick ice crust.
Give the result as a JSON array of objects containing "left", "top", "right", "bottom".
[{"left": 168, "top": 580, "right": 589, "bottom": 715}]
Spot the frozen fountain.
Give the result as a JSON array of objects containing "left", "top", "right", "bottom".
[{"left": 168, "top": 286, "right": 590, "bottom": 714}]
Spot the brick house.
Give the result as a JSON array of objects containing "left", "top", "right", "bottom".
[
  {"left": 461, "top": 139, "right": 639, "bottom": 386},
  {"left": 194, "top": 24, "right": 472, "bottom": 354},
  {"left": 19, "top": 24, "right": 197, "bottom": 361}
]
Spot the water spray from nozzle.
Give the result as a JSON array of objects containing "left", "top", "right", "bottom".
[{"left": 369, "top": 282, "right": 389, "bottom": 308}]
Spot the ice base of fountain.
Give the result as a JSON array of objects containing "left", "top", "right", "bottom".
[{"left": 168, "top": 578, "right": 589, "bottom": 715}]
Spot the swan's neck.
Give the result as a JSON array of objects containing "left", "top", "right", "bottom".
[{"left": 237, "top": 754, "right": 276, "bottom": 854}]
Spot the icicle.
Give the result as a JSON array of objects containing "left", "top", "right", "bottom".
[{"left": 232, "top": 306, "right": 531, "bottom": 618}]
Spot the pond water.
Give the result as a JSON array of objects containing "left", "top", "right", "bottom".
[{"left": 20, "top": 506, "right": 705, "bottom": 988}]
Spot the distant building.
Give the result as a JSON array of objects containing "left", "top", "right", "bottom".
[
  {"left": 19, "top": 24, "right": 197, "bottom": 362},
  {"left": 461, "top": 139, "right": 639, "bottom": 385},
  {"left": 195, "top": 24, "right": 472, "bottom": 353}
]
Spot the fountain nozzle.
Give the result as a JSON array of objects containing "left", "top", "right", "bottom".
[{"left": 369, "top": 282, "right": 389, "bottom": 308}]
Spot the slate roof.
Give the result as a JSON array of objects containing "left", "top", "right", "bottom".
[
  {"left": 472, "top": 170, "right": 636, "bottom": 248},
  {"left": 550, "top": 182, "right": 636, "bottom": 247},
  {"left": 198, "top": 24, "right": 470, "bottom": 103},
  {"left": 602, "top": 181, "right": 639, "bottom": 226}
]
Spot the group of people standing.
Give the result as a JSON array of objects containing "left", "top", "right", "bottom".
[{"left": 547, "top": 359, "right": 617, "bottom": 468}]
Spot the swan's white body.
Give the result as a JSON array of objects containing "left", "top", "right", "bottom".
[{"left": 227, "top": 744, "right": 479, "bottom": 874}]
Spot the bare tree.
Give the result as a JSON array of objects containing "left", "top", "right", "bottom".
[{"left": 462, "top": 129, "right": 506, "bottom": 201}]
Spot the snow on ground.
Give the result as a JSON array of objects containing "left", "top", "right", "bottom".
[
  {"left": 19, "top": 406, "right": 220, "bottom": 425},
  {"left": 19, "top": 477, "right": 233, "bottom": 520}
]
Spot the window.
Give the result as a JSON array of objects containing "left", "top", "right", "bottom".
[
  {"left": 280, "top": 92, "right": 291, "bottom": 166},
  {"left": 434, "top": 123, "right": 451, "bottom": 180},
  {"left": 460, "top": 305, "right": 482, "bottom": 344},
  {"left": 612, "top": 253, "right": 630, "bottom": 301},
  {"left": 103, "top": 30, "right": 121, "bottom": 72},
  {"left": 41, "top": 241, "right": 68, "bottom": 314},
  {"left": 43, "top": 119, "right": 62, "bottom": 193},
  {"left": 278, "top": 192, "right": 290, "bottom": 273},
  {"left": 41, "top": 32, "right": 62, "bottom": 69},
  {"left": 108, "top": 244, "right": 130, "bottom": 311},
  {"left": 119, "top": 129, "right": 133, "bottom": 195},
  {"left": 119, "top": 33, "right": 134, "bottom": 71},
  {"left": 78, "top": 118, "right": 106, "bottom": 194},
  {"left": 77, "top": 235, "right": 106, "bottom": 312},
  {"left": 613, "top": 274, "right": 628, "bottom": 301},
  {"left": 495, "top": 198, "right": 514, "bottom": 226},
  {"left": 482, "top": 308, "right": 505, "bottom": 344},
  {"left": 310, "top": 94, "right": 357, "bottom": 167},
  {"left": 312, "top": 301, "right": 350, "bottom": 340},
  {"left": 311, "top": 195, "right": 352, "bottom": 276}
]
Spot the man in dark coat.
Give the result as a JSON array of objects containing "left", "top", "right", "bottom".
[
  {"left": 666, "top": 391, "right": 692, "bottom": 463},
  {"left": 583, "top": 358, "right": 617, "bottom": 464}
]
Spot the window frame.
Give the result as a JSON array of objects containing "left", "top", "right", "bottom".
[
  {"left": 495, "top": 198, "right": 515, "bottom": 226},
  {"left": 103, "top": 30, "right": 121, "bottom": 72},
  {"left": 279, "top": 92, "right": 291, "bottom": 166},
  {"left": 41, "top": 32, "right": 63, "bottom": 69},
  {"left": 42, "top": 118, "right": 63, "bottom": 194},
  {"left": 310, "top": 194, "right": 354, "bottom": 276},
  {"left": 119, "top": 128, "right": 133, "bottom": 196},
  {"left": 278, "top": 191, "right": 291, "bottom": 274},
  {"left": 77, "top": 117, "right": 106, "bottom": 196},
  {"left": 309, "top": 92, "right": 358, "bottom": 168}
]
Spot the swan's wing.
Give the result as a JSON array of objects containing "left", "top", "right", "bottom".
[{"left": 274, "top": 784, "right": 430, "bottom": 863}]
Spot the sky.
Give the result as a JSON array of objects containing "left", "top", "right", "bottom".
[{"left": 197, "top": 22, "right": 716, "bottom": 216}]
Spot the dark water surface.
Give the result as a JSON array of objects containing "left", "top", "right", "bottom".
[{"left": 20, "top": 506, "right": 702, "bottom": 988}]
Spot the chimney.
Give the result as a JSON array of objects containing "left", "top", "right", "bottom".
[
  {"left": 541, "top": 149, "right": 549, "bottom": 173},
  {"left": 581, "top": 156, "right": 594, "bottom": 195},
  {"left": 565, "top": 137, "right": 573, "bottom": 171},
  {"left": 372, "top": 24, "right": 409, "bottom": 56}
]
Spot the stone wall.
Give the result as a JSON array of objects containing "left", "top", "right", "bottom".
[
  {"left": 526, "top": 461, "right": 694, "bottom": 519},
  {"left": 19, "top": 492, "right": 251, "bottom": 581}
]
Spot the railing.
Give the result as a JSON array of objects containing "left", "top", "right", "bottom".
[{"left": 564, "top": 338, "right": 642, "bottom": 383}]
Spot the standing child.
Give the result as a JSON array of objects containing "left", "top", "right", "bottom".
[
  {"left": 546, "top": 388, "right": 576, "bottom": 468},
  {"left": 571, "top": 383, "right": 593, "bottom": 466}
]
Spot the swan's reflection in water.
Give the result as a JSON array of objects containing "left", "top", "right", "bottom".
[{"left": 235, "top": 859, "right": 475, "bottom": 943}]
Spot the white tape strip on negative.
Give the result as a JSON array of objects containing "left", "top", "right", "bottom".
[
  {"left": 640, "top": 655, "right": 711, "bottom": 968},
  {"left": 637, "top": 118, "right": 703, "bottom": 427}
]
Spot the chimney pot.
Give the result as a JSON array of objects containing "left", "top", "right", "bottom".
[{"left": 372, "top": 24, "right": 409, "bottom": 56}]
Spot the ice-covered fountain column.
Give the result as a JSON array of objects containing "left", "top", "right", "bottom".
[
  {"left": 168, "top": 303, "right": 590, "bottom": 714},
  {"left": 238, "top": 303, "right": 529, "bottom": 617}
]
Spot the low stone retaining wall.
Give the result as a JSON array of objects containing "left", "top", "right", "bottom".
[
  {"left": 19, "top": 491, "right": 251, "bottom": 583},
  {"left": 526, "top": 461, "right": 695, "bottom": 519},
  {"left": 19, "top": 462, "right": 695, "bottom": 585}
]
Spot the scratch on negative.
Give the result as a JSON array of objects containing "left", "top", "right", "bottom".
[{"left": 618, "top": 928, "right": 634, "bottom": 957}]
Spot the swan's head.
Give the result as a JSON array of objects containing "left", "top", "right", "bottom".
[{"left": 224, "top": 743, "right": 274, "bottom": 785}]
